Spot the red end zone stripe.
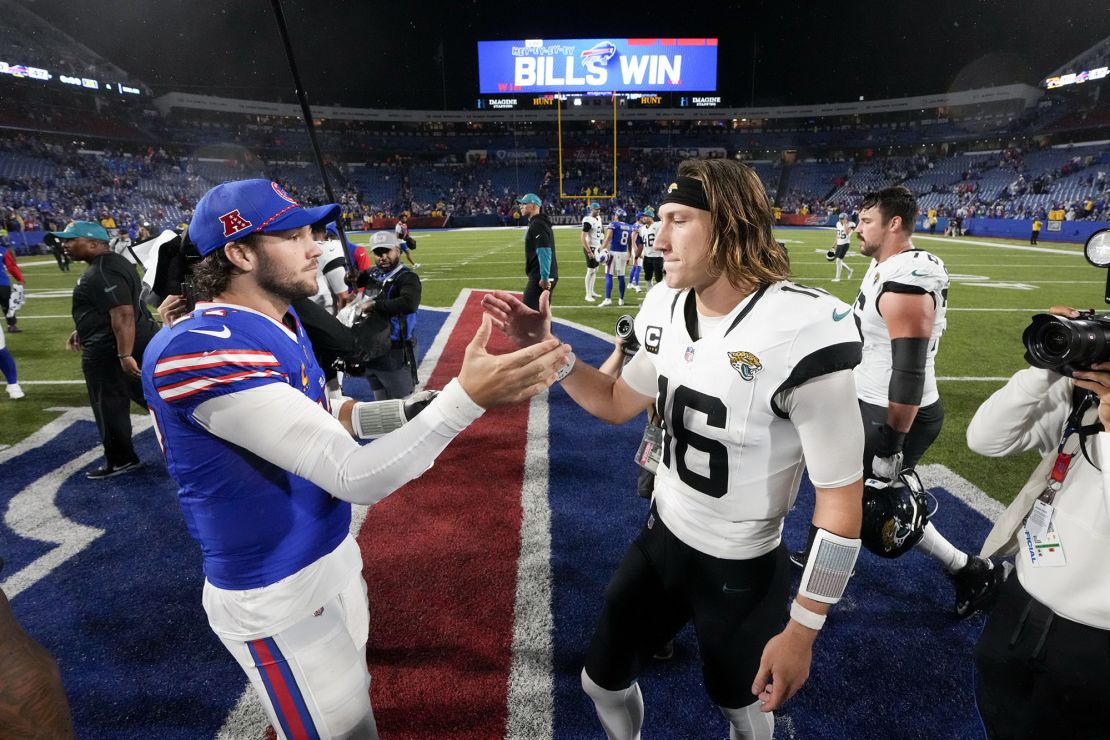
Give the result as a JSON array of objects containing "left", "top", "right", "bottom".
[{"left": 359, "top": 292, "right": 528, "bottom": 738}]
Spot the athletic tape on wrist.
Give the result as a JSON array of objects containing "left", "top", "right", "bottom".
[
  {"left": 790, "top": 600, "right": 827, "bottom": 631},
  {"left": 798, "top": 527, "right": 861, "bottom": 604},
  {"left": 555, "top": 352, "right": 576, "bottom": 382},
  {"left": 352, "top": 400, "right": 406, "bottom": 440}
]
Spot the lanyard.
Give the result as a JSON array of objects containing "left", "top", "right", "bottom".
[{"left": 1038, "top": 392, "right": 1095, "bottom": 506}]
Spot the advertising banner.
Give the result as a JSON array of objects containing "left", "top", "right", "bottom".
[{"left": 477, "top": 38, "right": 718, "bottom": 94}]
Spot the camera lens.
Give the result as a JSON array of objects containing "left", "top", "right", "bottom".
[{"left": 1023, "top": 313, "right": 1110, "bottom": 374}]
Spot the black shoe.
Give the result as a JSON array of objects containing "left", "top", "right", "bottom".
[
  {"left": 6, "top": 325, "right": 21, "bottom": 333},
  {"left": 86, "top": 460, "right": 143, "bottom": 480},
  {"left": 952, "top": 556, "right": 1012, "bottom": 618},
  {"left": 652, "top": 639, "right": 674, "bottom": 661},
  {"left": 789, "top": 549, "right": 808, "bottom": 569}
]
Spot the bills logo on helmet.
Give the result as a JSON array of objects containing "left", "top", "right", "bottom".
[
  {"left": 218, "top": 210, "right": 253, "bottom": 238},
  {"left": 271, "top": 181, "right": 299, "bottom": 206},
  {"left": 728, "top": 351, "right": 763, "bottom": 381}
]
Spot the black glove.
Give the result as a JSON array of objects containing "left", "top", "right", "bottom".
[
  {"left": 403, "top": 390, "right": 438, "bottom": 420},
  {"left": 871, "top": 423, "right": 906, "bottom": 481}
]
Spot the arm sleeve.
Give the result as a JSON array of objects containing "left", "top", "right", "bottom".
[
  {"left": 192, "top": 378, "right": 484, "bottom": 506},
  {"left": 777, "top": 369, "right": 865, "bottom": 488},
  {"left": 322, "top": 241, "right": 349, "bottom": 295},
  {"left": 3, "top": 252, "right": 23, "bottom": 283},
  {"left": 967, "top": 367, "right": 1070, "bottom": 457},
  {"left": 536, "top": 248, "right": 552, "bottom": 281}
]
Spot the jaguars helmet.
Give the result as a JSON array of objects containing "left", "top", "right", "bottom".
[
  {"left": 839, "top": 212, "right": 849, "bottom": 221},
  {"left": 825, "top": 249, "right": 838, "bottom": 261},
  {"left": 861, "top": 470, "right": 930, "bottom": 558}
]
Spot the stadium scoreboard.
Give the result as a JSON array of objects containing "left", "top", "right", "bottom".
[{"left": 477, "top": 38, "right": 718, "bottom": 95}]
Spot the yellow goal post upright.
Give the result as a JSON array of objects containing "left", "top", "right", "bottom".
[{"left": 556, "top": 91, "right": 618, "bottom": 201}]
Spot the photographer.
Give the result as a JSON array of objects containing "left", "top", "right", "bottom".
[
  {"left": 363, "top": 231, "right": 421, "bottom": 400},
  {"left": 968, "top": 304, "right": 1110, "bottom": 738}
]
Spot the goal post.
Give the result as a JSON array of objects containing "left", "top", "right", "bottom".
[{"left": 556, "top": 92, "right": 618, "bottom": 200}]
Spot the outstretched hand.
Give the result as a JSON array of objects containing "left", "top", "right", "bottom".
[
  {"left": 481, "top": 290, "right": 554, "bottom": 348},
  {"left": 458, "top": 313, "right": 570, "bottom": 409}
]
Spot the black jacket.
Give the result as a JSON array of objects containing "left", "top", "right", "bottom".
[{"left": 523, "top": 213, "right": 557, "bottom": 279}]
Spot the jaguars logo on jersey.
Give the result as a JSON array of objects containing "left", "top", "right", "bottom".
[{"left": 727, "top": 351, "right": 763, "bottom": 381}]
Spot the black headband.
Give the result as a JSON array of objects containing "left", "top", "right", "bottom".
[{"left": 660, "top": 175, "right": 710, "bottom": 212}]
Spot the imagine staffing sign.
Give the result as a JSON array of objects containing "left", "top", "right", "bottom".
[{"left": 477, "top": 38, "right": 718, "bottom": 94}]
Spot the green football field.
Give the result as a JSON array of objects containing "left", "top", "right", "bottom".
[{"left": 3, "top": 226, "right": 1098, "bottom": 505}]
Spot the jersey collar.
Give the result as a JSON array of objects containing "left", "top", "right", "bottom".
[
  {"left": 193, "top": 301, "right": 299, "bottom": 342},
  {"left": 673, "top": 283, "right": 770, "bottom": 342}
]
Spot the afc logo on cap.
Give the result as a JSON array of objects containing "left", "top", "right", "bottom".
[
  {"left": 218, "top": 209, "right": 253, "bottom": 237},
  {"left": 645, "top": 325, "right": 663, "bottom": 354}
]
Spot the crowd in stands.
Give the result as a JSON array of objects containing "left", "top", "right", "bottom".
[{"left": 1, "top": 122, "right": 1108, "bottom": 252}]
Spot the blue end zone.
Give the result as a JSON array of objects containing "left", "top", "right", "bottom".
[
  {"left": 547, "top": 322, "right": 991, "bottom": 739},
  {"left": 2, "top": 421, "right": 242, "bottom": 739}
]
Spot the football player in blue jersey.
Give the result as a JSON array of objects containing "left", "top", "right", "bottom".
[
  {"left": 598, "top": 208, "right": 637, "bottom": 307},
  {"left": 141, "top": 179, "right": 569, "bottom": 739}
]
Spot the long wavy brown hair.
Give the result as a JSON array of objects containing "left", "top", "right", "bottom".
[{"left": 676, "top": 159, "right": 789, "bottom": 293}]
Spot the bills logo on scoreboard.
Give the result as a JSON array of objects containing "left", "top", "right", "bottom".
[{"left": 478, "top": 38, "right": 718, "bottom": 94}]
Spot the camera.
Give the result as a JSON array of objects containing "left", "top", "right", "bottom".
[
  {"left": 615, "top": 314, "right": 639, "bottom": 358},
  {"left": 1023, "top": 228, "right": 1110, "bottom": 377},
  {"left": 1023, "top": 311, "right": 1110, "bottom": 377}
]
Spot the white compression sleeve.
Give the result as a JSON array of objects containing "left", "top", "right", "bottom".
[
  {"left": 777, "top": 369, "right": 865, "bottom": 488},
  {"left": 192, "top": 378, "right": 483, "bottom": 506}
]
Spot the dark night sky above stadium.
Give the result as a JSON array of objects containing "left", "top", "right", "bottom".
[{"left": 18, "top": 0, "right": 1110, "bottom": 109}]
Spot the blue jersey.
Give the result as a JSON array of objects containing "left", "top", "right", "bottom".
[
  {"left": 0, "top": 246, "right": 9, "bottom": 287},
  {"left": 141, "top": 303, "right": 350, "bottom": 591},
  {"left": 607, "top": 221, "right": 638, "bottom": 253}
]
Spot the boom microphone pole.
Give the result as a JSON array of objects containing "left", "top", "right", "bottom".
[{"left": 268, "top": 0, "right": 352, "bottom": 270}]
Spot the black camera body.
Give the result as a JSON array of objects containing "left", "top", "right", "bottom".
[
  {"left": 615, "top": 314, "right": 639, "bottom": 358},
  {"left": 1023, "top": 310, "right": 1110, "bottom": 377}
]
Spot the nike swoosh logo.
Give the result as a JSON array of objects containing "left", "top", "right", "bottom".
[
  {"left": 722, "top": 585, "right": 751, "bottom": 594},
  {"left": 188, "top": 326, "right": 231, "bottom": 339},
  {"left": 104, "top": 285, "right": 117, "bottom": 292},
  {"left": 832, "top": 308, "right": 852, "bottom": 321},
  {"left": 911, "top": 270, "right": 929, "bottom": 277}
]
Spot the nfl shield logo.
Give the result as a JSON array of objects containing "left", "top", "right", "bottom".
[{"left": 684, "top": 346, "right": 695, "bottom": 363}]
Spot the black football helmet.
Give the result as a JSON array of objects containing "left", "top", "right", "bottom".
[
  {"left": 861, "top": 470, "right": 930, "bottom": 558},
  {"left": 825, "top": 249, "right": 837, "bottom": 261}
]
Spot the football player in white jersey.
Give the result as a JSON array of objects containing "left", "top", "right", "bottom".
[
  {"left": 629, "top": 207, "right": 657, "bottom": 292},
  {"left": 309, "top": 222, "right": 352, "bottom": 313},
  {"left": 849, "top": 186, "right": 1005, "bottom": 616},
  {"left": 581, "top": 202, "right": 605, "bottom": 301},
  {"left": 483, "top": 160, "right": 865, "bottom": 740},
  {"left": 830, "top": 212, "right": 855, "bottom": 283},
  {"left": 639, "top": 208, "right": 664, "bottom": 289}
]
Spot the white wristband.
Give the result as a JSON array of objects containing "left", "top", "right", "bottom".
[
  {"left": 554, "top": 351, "right": 576, "bottom": 382},
  {"left": 790, "top": 600, "right": 827, "bottom": 631}
]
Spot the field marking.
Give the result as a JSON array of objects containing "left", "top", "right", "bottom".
[
  {"left": 936, "top": 376, "right": 1011, "bottom": 382},
  {"left": 10, "top": 380, "right": 86, "bottom": 385},
  {"left": 506, "top": 391, "right": 555, "bottom": 739},
  {"left": 914, "top": 235, "right": 1083, "bottom": 256},
  {"left": 918, "top": 464, "right": 1006, "bottom": 523},
  {"left": 2, "top": 407, "right": 152, "bottom": 600}
]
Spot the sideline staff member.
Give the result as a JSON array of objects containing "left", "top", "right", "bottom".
[
  {"left": 968, "top": 306, "right": 1110, "bottom": 738},
  {"left": 518, "top": 193, "right": 557, "bottom": 309},
  {"left": 364, "top": 230, "right": 422, "bottom": 400},
  {"left": 53, "top": 220, "right": 156, "bottom": 479}
]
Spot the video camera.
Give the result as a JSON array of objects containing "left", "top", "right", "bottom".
[
  {"left": 615, "top": 314, "right": 639, "bottom": 359},
  {"left": 1022, "top": 228, "right": 1110, "bottom": 377}
]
